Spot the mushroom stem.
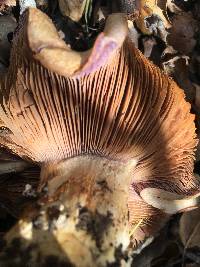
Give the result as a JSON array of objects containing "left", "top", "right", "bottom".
[
  {"left": 40, "top": 156, "right": 137, "bottom": 266},
  {"left": 2, "top": 156, "right": 137, "bottom": 266}
]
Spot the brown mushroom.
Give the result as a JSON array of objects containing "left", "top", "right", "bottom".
[{"left": 0, "top": 7, "right": 199, "bottom": 267}]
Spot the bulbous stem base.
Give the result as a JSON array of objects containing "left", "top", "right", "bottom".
[{"left": 1, "top": 156, "right": 137, "bottom": 267}]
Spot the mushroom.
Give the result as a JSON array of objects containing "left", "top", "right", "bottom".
[{"left": 0, "top": 6, "right": 199, "bottom": 267}]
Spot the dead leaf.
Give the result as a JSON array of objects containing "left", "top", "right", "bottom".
[
  {"left": 167, "top": 12, "right": 199, "bottom": 55},
  {"left": 58, "top": 0, "right": 87, "bottom": 22},
  {"left": 196, "top": 144, "right": 200, "bottom": 163},
  {"left": 128, "top": 20, "right": 140, "bottom": 48},
  {"left": 142, "top": 36, "right": 156, "bottom": 58},
  {"left": 194, "top": 83, "right": 200, "bottom": 114},
  {"left": 157, "top": 0, "right": 171, "bottom": 22},
  {"left": 0, "top": 15, "right": 16, "bottom": 41},
  {"left": 185, "top": 264, "right": 200, "bottom": 267},
  {"left": 0, "top": 15, "right": 16, "bottom": 67},
  {"left": 136, "top": 0, "right": 171, "bottom": 35},
  {"left": 5, "top": 0, "right": 15, "bottom": 5},
  {"left": 162, "top": 56, "right": 196, "bottom": 102},
  {"left": 179, "top": 208, "right": 200, "bottom": 249},
  {"left": 162, "top": 45, "right": 177, "bottom": 57},
  {"left": 132, "top": 229, "right": 168, "bottom": 267},
  {"left": 144, "top": 14, "right": 168, "bottom": 40},
  {"left": 35, "top": 0, "right": 48, "bottom": 8},
  {"left": 192, "top": 1, "right": 200, "bottom": 21},
  {"left": 166, "top": 0, "right": 182, "bottom": 14},
  {"left": 0, "top": 0, "right": 16, "bottom": 11},
  {"left": 194, "top": 83, "right": 200, "bottom": 162}
]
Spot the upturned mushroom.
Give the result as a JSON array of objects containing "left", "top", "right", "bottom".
[{"left": 0, "top": 6, "right": 199, "bottom": 267}]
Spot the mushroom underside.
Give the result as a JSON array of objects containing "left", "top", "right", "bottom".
[{"left": 0, "top": 7, "right": 199, "bottom": 266}]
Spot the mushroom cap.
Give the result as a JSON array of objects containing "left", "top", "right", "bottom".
[
  {"left": 26, "top": 8, "right": 128, "bottom": 77},
  {"left": 0, "top": 8, "right": 199, "bottom": 244}
]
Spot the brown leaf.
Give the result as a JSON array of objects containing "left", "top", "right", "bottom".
[
  {"left": 192, "top": 1, "right": 200, "bottom": 21},
  {"left": 35, "top": 0, "right": 47, "bottom": 7},
  {"left": 136, "top": 0, "right": 171, "bottom": 35},
  {"left": 0, "top": 0, "right": 16, "bottom": 11},
  {"left": 142, "top": 36, "right": 156, "bottom": 58},
  {"left": 166, "top": 0, "right": 182, "bottom": 14},
  {"left": 162, "top": 56, "right": 196, "bottom": 102},
  {"left": 167, "top": 12, "right": 199, "bottom": 55},
  {"left": 194, "top": 83, "right": 200, "bottom": 114},
  {"left": 128, "top": 20, "right": 140, "bottom": 48},
  {"left": 186, "top": 264, "right": 200, "bottom": 267},
  {"left": 5, "top": 0, "right": 15, "bottom": 5},
  {"left": 194, "top": 83, "right": 200, "bottom": 162},
  {"left": 179, "top": 208, "right": 200, "bottom": 248},
  {"left": 58, "top": 0, "right": 87, "bottom": 22},
  {"left": 0, "top": 166, "right": 39, "bottom": 217},
  {"left": 0, "top": 15, "right": 16, "bottom": 68}
]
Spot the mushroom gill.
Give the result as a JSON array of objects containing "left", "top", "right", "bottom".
[{"left": 0, "top": 7, "right": 199, "bottom": 267}]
